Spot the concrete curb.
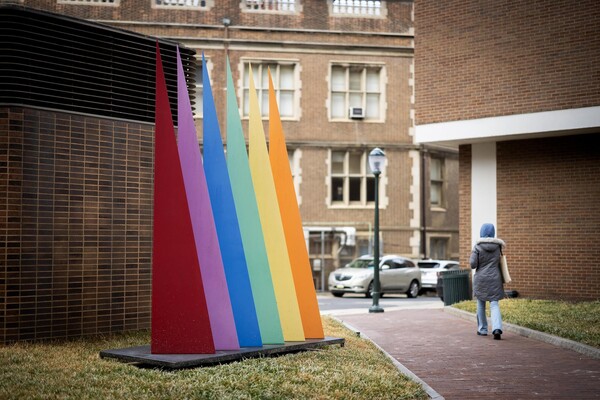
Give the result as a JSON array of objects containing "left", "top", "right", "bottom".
[
  {"left": 443, "top": 306, "right": 600, "bottom": 360},
  {"left": 332, "top": 316, "right": 445, "bottom": 400}
]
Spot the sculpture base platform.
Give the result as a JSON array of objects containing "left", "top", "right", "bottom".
[{"left": 100, "top": 337, "right": 345, "bottom": 369}]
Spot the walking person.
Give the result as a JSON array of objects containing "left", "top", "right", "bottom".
[{"left": 470, "top": 223, "right": 506, "bottom": 340}]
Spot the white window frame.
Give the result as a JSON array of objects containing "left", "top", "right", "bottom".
[
  {"left": 240, "top": 59, "right": 301, "bottom": 120},
  {"left": 153, "top": 0, "right": 213, "bottom": 9},
  {"left": 430, "top": 157, "right": 444, "bottom": 208},
  {"left": 192, "top": 56, "right": 211, "bottom": 119},
  {"left": 328, "top": 63, "right": 386, "bottom": 122},
  {"left": 288, "top": 148, "right": 302, "bottom": 206},
  {"left": 241, "top": 0, "right": 301, "bottom": 13},
  {"left": 58, "top": 0, "right": 119, "bottom": 5},
  {"left": 428, "top": 235, "right": 451, "bottom": 260},
  {"left": 327, "top": 149, "right": 387, "bottom": 208},
  {"left": 329, "top": 0, "right": 386, "bottom": 18}
]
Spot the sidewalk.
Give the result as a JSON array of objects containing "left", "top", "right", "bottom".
[{"left": 336, "top": 307, "right": 600, "bottom": 399}]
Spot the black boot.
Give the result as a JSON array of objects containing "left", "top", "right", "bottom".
[{"left": 493, "top": 329, "right": 502, "bottom": 340}]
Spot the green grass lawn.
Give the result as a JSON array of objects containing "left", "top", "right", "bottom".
[
  {"left": 0, "top": 317, "right": 427, "bottom": 400},
  {"left": 452, "top": 298, "right": 600, "bottom": 348}
]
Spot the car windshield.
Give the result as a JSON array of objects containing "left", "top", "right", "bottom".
[
  {"left": 346, "top": 258, "right": 374, "bottom": 269},
  {"left": 418, "top": 262, "right": 441, "bottom": 269}
]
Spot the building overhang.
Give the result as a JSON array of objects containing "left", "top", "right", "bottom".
[{"left": 415, "top": 106, "right": 600, "bottom": 146}]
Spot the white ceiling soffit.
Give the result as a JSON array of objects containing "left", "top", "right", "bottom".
[{"left": 415, "top": 106, "right": 600, "bottom": 146}]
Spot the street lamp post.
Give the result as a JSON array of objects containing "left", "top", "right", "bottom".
[{"left": 368, "top": 148, "right": 385, "bottom": 313}]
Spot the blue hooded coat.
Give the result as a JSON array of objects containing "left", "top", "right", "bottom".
[{"left": 470, "top": 223, "right": 505, "bottom": 301}]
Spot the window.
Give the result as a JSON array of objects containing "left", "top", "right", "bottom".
[
  {"left": 242, "top": 0, "right": 298, "bottom": 12},
  {"left": 193, "top": 61, "right": 203, "bottom": 118},
  {"left": 329, "top": 150, "right": 382, "bottom": 207},
  {"left": 338, "top": 244, "right": 356, "bottom": 268},
  {"left": 357, "top": 237, "right": 370, "bottom": 256},
  {"left": 385, "top": 259, "right": 415, "bottom": 269},
  {"left": 58, "top": 0, "right": 118, "bottom": 4},
  {"left": 308, "top": 235, "right": 333, "bottom": 256},
  {"left": 429, "top": 237, "right": 448, "bottom": 260},
  {"left": 330, "top": 0, "right": 385, "bottom": 17},
  {"left": 154, "top": 0, "right": 212, "bottom": 8},
  {"left": 288, "top": 149, "right": 302, "bottom": 205},
  {"left": 242, "top": 61, "right": 299, "bottom": 119},
  {"left": 430, "top": 157, "right": 444, "bottom": 207},
  {"left": 330, "top": 64, "right": 383, "bottom": 121}
]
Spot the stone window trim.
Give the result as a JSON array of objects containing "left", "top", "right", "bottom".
[
  {"left": 239, "top": 58, "right": 301, "bottom": 121},
  {"left": 241, "top": 0, "right": 302, "bottom": 14},
  {"left": 326, "top": 149, "right": 388, "bottom": 209},
  {"left": 152, "top": 0, "right": 214, "bottom": 10},
  {"left": 192, "top": 55, "right": 213, "bottom": 119},
  {"left": 430, "top": 156, "right": 445, "bottom": 209},
  {"left": 327, "top": 62, "right": 387, "bottom": 123},
  {"left": 328, "top": 0, "right": 387, "bottom": 19},
  {"left": 288, "top": 148, "right": 303, "bottom": 206},
  {"left": 57, "top": 0, "right": 119, "bottom": 6},
  {"left": 427, "top": 234, "right": 452, "bottom": 260}
]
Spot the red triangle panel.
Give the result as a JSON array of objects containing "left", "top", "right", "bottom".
[{"left": 151, "top": 42, "right": 215, "bottom": 354}]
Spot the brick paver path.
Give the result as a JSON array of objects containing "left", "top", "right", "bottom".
[{"left": 340, "top": 309, "right": 600, "bottom": 399}]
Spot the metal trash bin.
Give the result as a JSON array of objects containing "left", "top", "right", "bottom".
[{"left": 440, "top": 269, "right": 471, "bottom": 306}]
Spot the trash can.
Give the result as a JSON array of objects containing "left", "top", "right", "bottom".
[{"left": 440, "top": 269, "right": 471, "bottom": 306}]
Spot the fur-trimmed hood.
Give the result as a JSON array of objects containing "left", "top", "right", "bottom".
[{"left": 476, "top": 237, "right": 505, "bottom": 252}]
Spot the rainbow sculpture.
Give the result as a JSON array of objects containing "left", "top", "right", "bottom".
[{"left": 150, "top": 44, "right": 323, "bottom": 354}]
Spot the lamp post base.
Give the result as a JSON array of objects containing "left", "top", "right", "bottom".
[{"left": 369, "top": 305, "right": 384, "bottom": 313}]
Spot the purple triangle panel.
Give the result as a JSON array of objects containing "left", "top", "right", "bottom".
[{"left": 176, "top": 48, "right": 239, "bottom": 350}]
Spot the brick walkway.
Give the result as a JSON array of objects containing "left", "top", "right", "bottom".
[{"left": 339, "top": 309, "right": 600, "bottom": 399}]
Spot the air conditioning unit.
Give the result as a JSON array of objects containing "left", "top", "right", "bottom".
[{"left": 348, "top": 107, "right": 365, "bottom": 119}]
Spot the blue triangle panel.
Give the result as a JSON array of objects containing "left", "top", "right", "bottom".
[{"left": 201, "top": 55, "right": 262, "bottom": 347}]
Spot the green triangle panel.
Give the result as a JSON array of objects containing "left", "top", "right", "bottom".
[{"left": 224, "top": 58, "right": 284, "bottom": 345}]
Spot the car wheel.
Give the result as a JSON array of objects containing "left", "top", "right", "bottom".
[
  {"left": 365, "top": 282, "right": 373, "bottom": 298},
  {"left": 406, "top": 280, "right": 419, "bottom": 298},
  {"left": 332, "top": 292, "right": 344, "bottom": 298}
]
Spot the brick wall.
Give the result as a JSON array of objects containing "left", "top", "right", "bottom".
[
  {"left": 23, "top": 0, "right": 413, "bottom": 33},
  {"left": 0, "top": 107, "right": 154, "bottom": 343},
  {"left": 415, "top": 0, "right": 600, "bottom": 125},
  {"left": 459, "top": 137, "right": 600, "bottom": 301},
  {"left": 497, "top": 135, "right": 600, "bottom": 300},
  {"left": 458, "top": 144, "right": 471, "bottom": 270},
  {"left": 8, "top": 1, "right": 462, "bottom": 303}
]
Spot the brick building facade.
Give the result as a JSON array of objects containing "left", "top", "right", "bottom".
[
  {"left": 1, "top": 0, "right": 461, "bottom": 342},
  {"left": 415, "top": 0, "right": 600, "bottom": 300},
  {"left": 13, "top": 1, "right": 458, "bottom": 287}
]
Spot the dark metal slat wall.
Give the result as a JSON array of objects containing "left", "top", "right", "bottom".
[{"left": 0, "top": 5, "right": 197, "bottom": 124}]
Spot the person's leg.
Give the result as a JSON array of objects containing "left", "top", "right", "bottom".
[
  {"left": 476, "top": 298, "right": 488, "bottom": 335},
  {"left": 490, "top": 300, "right": 503, "bottom": 339}
]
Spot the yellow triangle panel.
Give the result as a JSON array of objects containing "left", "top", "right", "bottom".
[{"left": 247, "top": 66, "right": 304, "bottom": 342}]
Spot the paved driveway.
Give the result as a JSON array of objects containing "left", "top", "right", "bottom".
[{"left": 318, "top": 291, "right": 443, "bottom": 316}]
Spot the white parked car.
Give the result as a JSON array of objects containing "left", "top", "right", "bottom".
[
  {"left": 328, "top": 255, "right": 421, "bottom": 298},
  {"left": 417, "top": 259, "right": 460, "bottom": 292}
]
